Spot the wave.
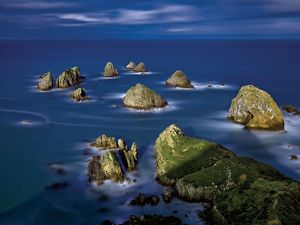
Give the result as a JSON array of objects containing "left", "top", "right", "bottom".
[{"left": 0, "top": 108, "right": 50, "bottom": 124}]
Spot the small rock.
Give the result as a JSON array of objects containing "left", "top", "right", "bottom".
[
  {"left": 133, "top": 62, "right": 147, "bottom": 73},
  {"left": 208, "top": 84, "right": 212, "bottom": 88},
  {"left": 120, "top": 142, "right": 138, "bottom": 172},
  {"left": 118, "top": 215, "right": 185, "bottom": 225},
  {"left": 70, "top": 87, "right": 90, "bottom": 101},
  {"left": 166, "top": 70, "right": 194, "bottom": 89},
  {"left": 282, "top": 105, "right": 298, "bottom": 114},
  {"left": 126, "top": 61, "right": 136, "bottom": 70},
  {"left": 48, "top": 162, "right": 66, "bottom": 175},
  {"left": 118, "top": 138, "right": 127, "bottom": 150},
  {"left": 92, "top": 134, "right": 118, "bottom": 150},
  {"left": 104, "top": 62, "right": 118, "bottom": 77},
  {"left": 129, "top": 194, "right": 160, "bottom": 206},
  {"left": 162, "top": 187, "right": 173, "bottom": 203},
  {"left": 290, "top": 155, "right": 298, "bottom": 160},
  {"left": 37, "top": 72, "right": 53, "bottom": 91},
  {"left": 45, "top": 182, "right": 69, "bottom": 191},
  {"left": 123, "top": 83, "right": 167, "bottom": 109},
  {"left": 88, "top": 152, "right": 125, "bottom": 185}
]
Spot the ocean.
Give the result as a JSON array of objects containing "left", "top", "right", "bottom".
[{"left": 0, "top": 40, "right": 299, "bottom": 224}]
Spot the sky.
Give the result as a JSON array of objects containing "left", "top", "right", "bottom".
[{"left": 1, "top": 0, "right": 300, "bottom": 39}]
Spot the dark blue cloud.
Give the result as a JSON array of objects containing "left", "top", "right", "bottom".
[{"left": 0, "top": 0, "right": 300, "bottom": 39}]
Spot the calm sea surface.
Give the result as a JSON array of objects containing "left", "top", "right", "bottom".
[{"left": 0, "top": 40, "right": 299, "bottom": 224}]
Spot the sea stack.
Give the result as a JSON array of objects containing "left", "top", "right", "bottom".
[
  {"left": 126, "top": 61, "right": 136, "bottom": 70},
  {"left": 70, "top": 88, "right": 90, "bottom": 102},
  {"left": 166, "top": 70, "right": 194, "bottom": 88},
  {"left": 133, "top": 62, "right": 147, "bottom": 73},
  {"left": 56, "top": 67, "right": 83, "bottom": 88},
  {"left": 37, "top": 72, "right": 53, "bottom": 91},
  {"left": 103, "top": 62, "right": 118, "bottom": 77},
  {"left": 123, "top": 83, "right": 167, "bottom": 109},
  {"left": 228, "top": 85, "right": 284, "bottom": 130}
]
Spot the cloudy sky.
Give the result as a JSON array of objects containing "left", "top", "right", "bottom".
[{"left": 1, "top": 0, "right": 300, "bottom": 39}]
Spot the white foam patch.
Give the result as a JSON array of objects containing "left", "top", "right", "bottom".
[
  {"left": 0, "top": 108, "right": 50, "bottom": 124},
  {"left": 103, "top": 92, "right": 125, "bottom": 99},
  {"left": 93, "top": 76, "right": 120, "bottom": 81},
  {"left": 122, "top": 71, "right": 161, "bottom": 76},
  {"left": 122, "top": 100, "right": 180, "bottom": 114}
]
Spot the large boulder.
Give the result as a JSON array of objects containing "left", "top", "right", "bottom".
[
  {"left": 37, "top": 72, "right": 53, "bottom": 91},
  {"left": 123, "top": 83, "right": 167, "bottom": 109},
  {"left": 155, "top": 124, "right": 300, "bottom": 225},
  {"left": 70, "top": 88, "right": 90, "bottom": 101},
  {"left": 166, "top": 70, "right": 194, "bottom": 89},
  {"left": 88, "top": 151, "right": 125, "bottom": 185},
  {"left": 133, "top": 62, "right": 147, "bottom": 73},
  {"left": 228, "top": 85, "right": 284, "bottom": 130},
  {"left": 103, "top": 62, "right": 118, "bottom": 77},
  {"left": 56, "top": 67, "right": 83, "bottom": 88}
]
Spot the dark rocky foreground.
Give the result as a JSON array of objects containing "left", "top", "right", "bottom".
[
  {"left": 102, "top": 215, "right": 186, "bottom": 225},
  {"left": 155, "top": 124, "right": 300, "bottom": 225}
]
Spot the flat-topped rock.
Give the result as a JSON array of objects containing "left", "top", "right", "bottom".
[
  {"left": 103, "top": 62, "right": 118, "bottom": 77},
  {"left": 37, "top": 72, "right": 53, "bottom": 91},
  {"left": 70, "top": 88, "right": 90, "bottom": 101},
  {"left": 228, "top": 85, "right": 284, "bottom": 130},
  {"left": 123, "top": 83, "right": 167, "bottom": 109},
  {"left": 56, "top": 67, "right": 83, "bottom": 88},
  {"left": 166, "top": 70, "right": 194, "bottom": 88},
  {"left": 133, "top": 62, "right": 147, "bottom": 73}
]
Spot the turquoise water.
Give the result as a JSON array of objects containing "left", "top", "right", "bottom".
[{"left": 0, "top": 40, "right": 299, "bottom": 224}]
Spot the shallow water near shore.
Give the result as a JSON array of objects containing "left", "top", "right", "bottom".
[{"left": 0, "top": 40, "right": 300, "bottom": 224}]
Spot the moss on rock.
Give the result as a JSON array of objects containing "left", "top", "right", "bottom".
[{"left": 228, "top": 85, "right": 284, "bottom": 130}]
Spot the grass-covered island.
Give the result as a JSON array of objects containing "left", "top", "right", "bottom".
[{"left": 155, "top": 124, "right": 300, "bottom": 225}]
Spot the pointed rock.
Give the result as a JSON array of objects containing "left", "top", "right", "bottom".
[
  {"left": 120, "top": 142, "right": 138, "bottom": 172},
  {"left": 37, "top": 72, "right": 53, "bottom": 91},
  {"left": 123, "top": 83, "right": 167, "bottom": 109},
  {"left": 88, "top": 151, "right": 124, "bottom": 185},
  {"left": 103, "top": 62, "right": 118, "bottom": 77},
  {"left": 126, "top": 61, "right": 136, "bottom": 70},
  {"left": 228, "top": 85, "right": 284, "bottom": 130},
  {"left": 70, "top": 87, "right": 90, "bottom": 101},
  {"left": 133, "top": 62, "right": 147, "bottom": 73},
  {"left": 166, "top": 70, "right": 194, "bottom": 88}
]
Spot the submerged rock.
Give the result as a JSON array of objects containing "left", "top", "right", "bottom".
[
  {"left": 70, "top": 88, "right": 90, "bottom": 102},
  {"left": 38, "top": 72, "right": 54, "bottom": 91},
  {"left": 228, "top": 85, "right": 284, "bottom": 130},
  {"left": 155, "top": 124, "right": 300, "bottom": 225},
  {"left": 162, "top": 187, "right": 174, "bottom": 203},
  {"left": 104, "top": 215, "right": 185, "bottom": 225},
  {"left": 166, "top": 70, "right": 194, "bottom": 89},
  {"left": 133, "top": 62, "right": 147, "bottom": 73},
  {"left": 91, "top": 134, "right": 118, "bottom": 150},
  {"left": 103, "top": 62, "right": 118, "bottom": 77},
  {"left": 126, "top": 61, "right": 136, "bottom": 70},
  {"left": 123, "top": 83, "right": 167, "bottom": 109},
  {"left": 56, "top": 67, "right": 83, "bottom": 88},
  {"left": 129, "top": 194, "right": 160, "bottom": 206},
  {"left": 88, "top": 151, "right": 124, "bottom": 185},
  {"left": 290, "top": 155, "right": 298, "bottom": 160},
  {"left": 282, "top": 105, "right": 298, "bottom": 114}
]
